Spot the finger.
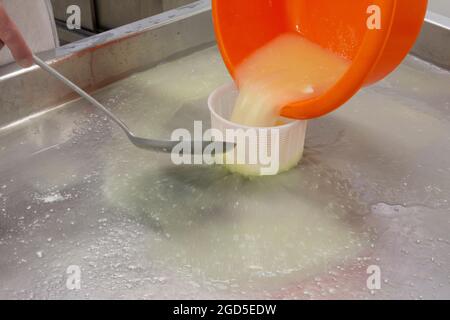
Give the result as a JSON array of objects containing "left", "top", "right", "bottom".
[
  {"left": 0, "top": 39, "right": 4, "bottom": 50},
  {"left": 0, "top": 4, "right": 33, "bottom": 67}
]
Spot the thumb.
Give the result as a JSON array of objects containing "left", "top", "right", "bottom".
[{"left": 0, "top": 5, "right": 33, "bottom": 68}]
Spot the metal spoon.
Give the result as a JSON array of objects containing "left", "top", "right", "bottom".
[{"left": 33, "top": 55, "right": 233, "bottom": 155}]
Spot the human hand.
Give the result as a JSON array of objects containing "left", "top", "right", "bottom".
[{"left": 0, "top": 3, "right": 33, "bottom": 67}]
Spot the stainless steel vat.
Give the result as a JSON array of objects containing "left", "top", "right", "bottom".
[{"left": 0, "top": 0, "right": 449, "bottom": 299}]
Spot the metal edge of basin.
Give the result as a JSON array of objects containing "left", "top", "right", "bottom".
[
  {"left": 412, "top": 11, "right": 450, "bottom": 70},
  {"left": 0, "top": 1, "right": 449, "bottom": 130},
  {"left": 0, "top": 0, "right": 213, "bottom": 129}
]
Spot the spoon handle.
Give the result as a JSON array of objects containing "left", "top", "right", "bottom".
[{"left": 33, "top": 55, "right": 132, "bottom": 135}]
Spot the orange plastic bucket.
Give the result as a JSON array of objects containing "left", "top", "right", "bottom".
[{"left": 212, "top": 0, "right": 428, "bottom": 120}]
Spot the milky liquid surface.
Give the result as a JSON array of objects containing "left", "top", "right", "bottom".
[
  {"left": 1, "top": 46, "right": 449, "bottom": 299},
  {"left": 100, "top": 47, "right": 368, "bottom": 290}
]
